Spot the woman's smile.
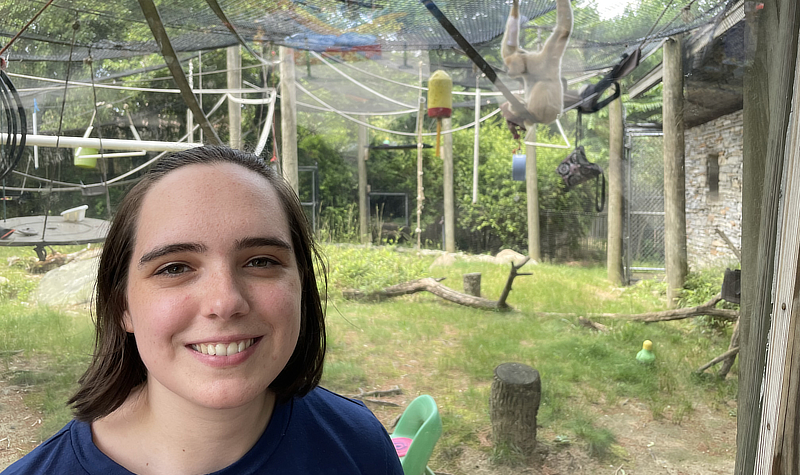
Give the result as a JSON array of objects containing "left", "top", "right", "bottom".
[{"left": 190, "top": 337, "right": 257, "bottom": 357}]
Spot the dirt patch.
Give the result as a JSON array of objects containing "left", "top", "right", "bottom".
[
  {"left": 596, "top": 400, "right": 736, "bottom": 475},
  {"left": 0, "top": 377, "right": 736, "bottom": 474},
  {"left": 361, "top": 383, "right": 735, "bottom": 475},
  {"left": 0, "top": 354, "right": 45, "bottom": 471}
]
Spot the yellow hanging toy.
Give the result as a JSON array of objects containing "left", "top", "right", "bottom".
[{"left": 427, "top": 70, "right": 452, "bottom": 157}]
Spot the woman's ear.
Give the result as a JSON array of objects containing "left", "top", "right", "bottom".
[{"left": 123, "top": 310, "right": 134, "bottom": 333}]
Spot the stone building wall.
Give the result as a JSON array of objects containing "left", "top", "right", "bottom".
[{"left": 684, "top": 109, "right": 743, "bottom": 269}]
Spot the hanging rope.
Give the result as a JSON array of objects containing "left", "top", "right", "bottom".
[
  {"left": 294, "top": 82, "right": 502, "bottom": 137},
  {"left": 0, "top": 69, "right": 26, "bottom": 182},
  {"left": 309, "top": 52, "right": 416, "bottom": 109},
  {"left": 87, "top": 50, "right": 115, "bottom": 219},
  {"left": 0, "top": 0, "right": 36, "bottom": 184},
  {"left": 43, "top": 16, "right": 79, "bottom": 240},
  {"left": 318, "top": 52, "right": 516, "bottom": 97}
]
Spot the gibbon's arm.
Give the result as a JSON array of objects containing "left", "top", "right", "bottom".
[
  {"left": 542, "top": 0, "right": 573, "bottom": 65},
  {"left": 501, "top": 0, "right": 527, "bottom": 77}
]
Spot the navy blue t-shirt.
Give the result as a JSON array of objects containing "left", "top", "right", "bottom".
[{"left": 2, "top": 387, "right": 403, "bottom": 474}]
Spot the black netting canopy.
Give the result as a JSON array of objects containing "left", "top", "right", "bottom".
[
  {"left": 0, "top": 0, "right": 742, "bottom": 145},
  {"left": 2, "top": 0, "right": 734, "bottom": 72}
]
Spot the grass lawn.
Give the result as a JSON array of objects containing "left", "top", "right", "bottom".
[{"left": 0, "top": 244, "right": 738, "bottom": 473}]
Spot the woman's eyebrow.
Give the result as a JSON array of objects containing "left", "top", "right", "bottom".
[
  {"left": 236, "top": 236, "right": 293, "bottom": 252},
  {"left": 138, "top": 242, "right": 206, "bottom": 268}
]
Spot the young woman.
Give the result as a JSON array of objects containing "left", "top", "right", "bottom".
[{"left": 3, "top": 146, "right": 403, "bottom": 474}]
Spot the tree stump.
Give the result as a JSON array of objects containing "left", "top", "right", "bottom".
[
  {"left": 490, "top": 362, "right": 541, "bottom": 455},
  {"left": 463, "top": 272, "right": 481, "bottom": 297}
]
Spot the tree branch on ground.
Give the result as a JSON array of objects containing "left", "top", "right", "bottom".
[
  {"left": 536, "top": 294, "right": 738, "bottom": 322},
  {"left": 578, "top": 316, "right": 609, "bottom": 332},
  {"left": 343, "top": 258, "right": 531, "bottom": 312},
  {"left": 696, "top": 346, "right": 740, "bottom": 374},
  {"left": 347, "top": 386, "right": 403, "bottom": 407},
  {"left": 625, "top": 293, "right": 738, "bottom": 322}
]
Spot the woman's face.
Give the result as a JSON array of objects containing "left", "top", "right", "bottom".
[{"left": 123, "top": 162, "right": 302, "bottom": 410}]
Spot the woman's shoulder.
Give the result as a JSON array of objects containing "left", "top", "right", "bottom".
[
  {"left": 256, "top": 387, "right": 403, "bottom": 473},
  {"left": 296, "top": 386, "right": 385, "bottom": 429},
  {"left": 2, "top": 420, "right": 89, "bottom": 474},
  {"left": 3, "top": 419, "right": 132, "bottom": 475}
]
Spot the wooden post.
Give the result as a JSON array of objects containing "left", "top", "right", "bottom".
[
  {"left": 415, "top": 63, "right": 425, "bottom": 250},
  {"left": 227, "top": 45, "right": 242, "bottom": 149},
  {"left": 738, "top": 1, "right": 800, "bottom": 473},
  {"left": 525, "top": 126, "right": 541, "bottom": 261},
  {"left": 187, "top": 58, "right": 194, "bottom": 143},
  {"left": 736, "top": 1, "right": 774, "bottom": 473},
  {"left": 463, "top": 273, "right": 481, "bottom": 297},
  {"left": 358, "top": 117, "right": 369, "bottom": 244},
  {"left": 607, "top": 97, "right": 624, "bottom": 284},
  {"left": 490, "top": 362, "right": 540, "bottom": 454},
  {"left": 280, "top": 46, "right": 299, "bottom": 193},
  {"left": 662, "top": 36, "right": 688, "bottom": 308},
  {"left": 754, "top": 6, "right": 800, "bottom": 469},
  {"left": 443, "top": 117, "right": 456, "bottom": 252},
  {"left": 473, "top": 77, "right": 481, "bottom": 203}
]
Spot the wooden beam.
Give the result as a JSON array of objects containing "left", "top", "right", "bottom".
[
  {"left": 227, "top": 45, "right": 242, "bottom": 149},
  {"left": 663, "top": 36, "right": 688, "bottom": 308},
  {"left": 607, "top": 97, "right": 624, "bottom": 284},
  {"left": 688, "top": 0, "right": 745, "bottom": 57},
  {"left": 280, "top": 46, "right": 298, "bottom": 193},
  {"left": 628, "top": 62, "right": 662, "bottom": 99},
  {"left": 525, "top": 126, "right": 540, "bottom": 261},
  {"left": 755, "top": 14, "right": 800, "bottom": 469},
  {"left": 358, "top": 117, "right": 369, "bottom": 244},
  {"left": 136, "top": 0, "right": 220, "bottom": 145},
  {"left": 738, "top": 0, "right": 800, "bottom": 472},
  {"left": 442, "top": 117, "right": 456, "bottom": 252}
]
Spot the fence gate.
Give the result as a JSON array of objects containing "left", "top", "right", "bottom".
[{"left": 624, "top": 128, "right": 665, "bottom": 283}]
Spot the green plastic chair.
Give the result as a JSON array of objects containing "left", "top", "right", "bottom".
[{"left": 390, "top": 395, "right": 442, "bottom": 475}]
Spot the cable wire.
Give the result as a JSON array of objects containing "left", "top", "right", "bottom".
[{"left": 294, "top": 82, "right": 501, "bottom": 137}]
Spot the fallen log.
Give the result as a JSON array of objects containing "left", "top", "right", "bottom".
[
  {"left": 578, "top": 316, "right": 609, "bottom": 332},
  {"left": 535, "top": 293, "right": 738, "bottom": 323},
  {"left": 628, "top": 293, "right": 738, "bottom": 322},
  {"left": 347, "top": 386, "right": 403, "bottom": 407},
  {"left": 717, "top": 316, "right": 740, "bottom": 378},
  {"left": 343, "top": 277, "right": 510, "bottom": 310},
  {"left": 343, "top": 258, "right": 531, "bottom": 312},
  {"left": 695, "top": 346, "right": 740, "bottom": 374}
]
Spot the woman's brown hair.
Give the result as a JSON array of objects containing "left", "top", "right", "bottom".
[{"left": 68, "top": 146, "right": 326, "bottom": 422}]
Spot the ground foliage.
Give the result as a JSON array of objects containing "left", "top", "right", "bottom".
[{"left": 0, "top": 245, "right": 739, "bottom": 474}]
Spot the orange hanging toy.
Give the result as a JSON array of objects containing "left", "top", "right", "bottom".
[{"left": 427, "top": 70, "right": 452, "bottom": 157}]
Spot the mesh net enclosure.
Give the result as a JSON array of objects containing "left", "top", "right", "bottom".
[
  {"left": 0, "top": 0, "right": 743, "bottom": 256},
  {"left": 2, "top": 0, "right": 737, "bottom": 68},
  {"left": 0, "top": 0, "right": 743, "bottom": 132}
]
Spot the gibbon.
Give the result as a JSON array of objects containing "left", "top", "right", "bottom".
[{"left": 500, "top": 0, "right": 573, "bottom": 138}]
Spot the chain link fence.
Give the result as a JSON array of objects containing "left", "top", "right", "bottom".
[
  {"left": 624, "top": 131, "right": 665, "bottom": 282},
  {"left": 539, "top": 210, "right": 607, "bottom": 263}
]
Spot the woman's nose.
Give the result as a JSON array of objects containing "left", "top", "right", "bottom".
[{"left": 200, "top": 265, "right": 250, "bottom": 319}]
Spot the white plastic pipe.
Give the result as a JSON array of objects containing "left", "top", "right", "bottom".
[
  {"left": 32, "top": 104, "right": 38, "bottom": 168},
  {"left": 1, "top": 134, "right": 203, "bottom": 152}
]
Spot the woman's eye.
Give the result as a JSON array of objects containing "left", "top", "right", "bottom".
[
  {"left": 156, "top": 263, "right": 190, "bottom": 276},
  {"left": 247, "top": 257, "right": 277, "bottom": 268}
]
